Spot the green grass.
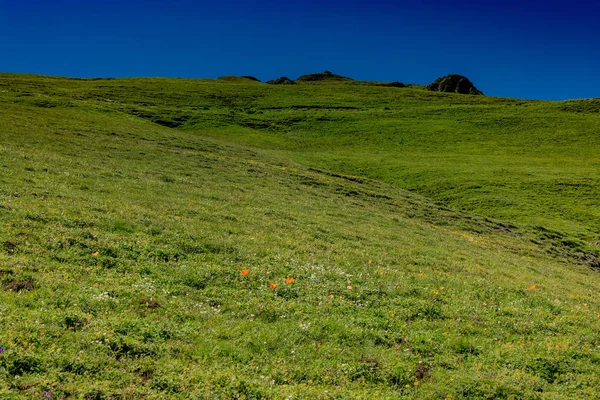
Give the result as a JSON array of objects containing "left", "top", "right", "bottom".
[{"left": 1, "top": 73, "right": 600, "bottom": 398}]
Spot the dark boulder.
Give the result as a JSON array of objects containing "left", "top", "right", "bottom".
[{"left": 426, "top": 74, "right": 483, "bottom": 95}]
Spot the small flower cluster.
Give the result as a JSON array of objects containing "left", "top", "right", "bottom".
[{"left": 240, "top": 269, "right": 294, "bottom": 290}]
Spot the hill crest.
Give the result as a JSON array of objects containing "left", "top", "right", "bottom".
[
  {"left": 426, "top": 74, "right": 483, "bottom": 95},
  {"left": 296, "top": 70, "right": 354, "bottom": 82}
]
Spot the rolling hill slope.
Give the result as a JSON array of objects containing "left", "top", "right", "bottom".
[{"left": 1, "top": 74, "right": 599, "bottom": 398}]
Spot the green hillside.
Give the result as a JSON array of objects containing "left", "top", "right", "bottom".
[{"left": 1, "top": 74, "right": 599, "bottom": 399}]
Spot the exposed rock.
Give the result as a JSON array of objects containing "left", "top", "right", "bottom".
[
  {"left": 266, "top": 76, "right": 297, "bottom": 85},
  {"left": 296, "top": 70, "right": 353, "bottom": 82},
  {"left": 426, "top": 74, "right": 483, "bottom": 95}
]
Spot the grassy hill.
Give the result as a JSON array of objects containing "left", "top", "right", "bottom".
[{"left": 1, "top": 73, "right": 600, "bottom": 399}]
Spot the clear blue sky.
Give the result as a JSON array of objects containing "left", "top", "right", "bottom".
[{"left": 1, "top": 0, "right": 598, "bottom": 100}]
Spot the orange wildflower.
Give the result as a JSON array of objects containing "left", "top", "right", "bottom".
[
  {"left": 269, "top": 282, "right": 277, "bottom": 289},
  {"left": 240, "top": 269, "right": 249, "bottom": 276},
  {"left": 286, "top": 277, "right": 294, "bottom": 284},
  {"left": 528, "top": 284, "right": 536, "bottom": 290},
  {"left": 91, "top": 251, "right": 99, "bottom": 257},
  {"left": 417, "top": 273, "right": 424, "bottom": 277}
]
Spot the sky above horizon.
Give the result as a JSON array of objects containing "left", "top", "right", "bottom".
[{"left": 0, "top": 0, "right": 598, "bottom": 100}]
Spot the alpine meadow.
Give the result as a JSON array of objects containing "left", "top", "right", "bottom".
[{"left": 1, "top": 72, "right": 600, "bottom": 399}]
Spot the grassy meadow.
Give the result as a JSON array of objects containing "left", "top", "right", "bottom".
[{"left": 1, "top": 73, "right": 600, "bottom": 399}]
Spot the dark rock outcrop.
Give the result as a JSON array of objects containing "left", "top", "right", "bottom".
[
  {"left": 266, "top": 77, "right": 297, "bottom": 85},
  {"left": 426, "top": 74, "right": 483, "bottom": 95}
]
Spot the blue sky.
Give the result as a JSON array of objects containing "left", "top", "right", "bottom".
[{"left": 0, "top": 0, "right": 598, "bottom": 100}]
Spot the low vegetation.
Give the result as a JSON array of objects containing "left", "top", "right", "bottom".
[
  {"left": 1, "top": 73, "right": 599, "bottom": 398},
  {"left": 296, "top": 70, "right": 354, "bottom": 82},
  {"left": 266, "top": 77, "right": 296, "bottom": 85}
]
